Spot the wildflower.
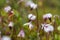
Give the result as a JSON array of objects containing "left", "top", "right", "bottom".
[
  {"left": 43, "top": 13, "right": 52, "bottom": 22},
  {"left": 28, "top": 14, "right": 36, "bottom": 21},
  {"left": 43, "top": 13, "right": 52, "bottom": 19},
  {"left": 17, "top": 29, "right": 25, "bottom": 38},
  {"left": 25, "top": 1, "right": 37, "bottom": 9},
  {"left": 4, "top": 6, "right": 11, "bottom": 13},
  {"left": 41, "top": 23, "right": 54, "bottom": 33},
  {"left": 46, "top": 13, "right": 52, "bottom": 18},
  {"left": 8, "top": 21, "right": 14, "bottom": 30}
]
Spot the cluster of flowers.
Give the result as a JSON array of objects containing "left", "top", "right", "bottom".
[
  {"left": 4, "top": 6, "right": 14, "bottom": 30},
  {"left": 17, "top": 14, "right": 36, "bottom": 38},
  {"left": 42, "top": 13, "right": 54, "bottom": 33},
  {"left": 1, "top": 6, "right": 55, "bottom": 39},
  {"left": 1, "top": 2, "right": 60, "bottom": 39}
]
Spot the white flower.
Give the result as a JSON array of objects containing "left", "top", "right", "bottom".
[
  {"left": 28, "top": 23, "right": 33, "bottom": 30},
  {"left": 4, "top": 6, "right": 11, "bottom": 13},
  {"left": 2, "top": 36, "right": 11, "bottom": 40},
  {"left": 41, "top": 24, "right": 54, "bottom": 32},
  {"left": 17, "top": 30, "right": 25, "bottom": 38},
  {"left": 28, "top": 14, "right": 36, "bottom": 20},
  {"left": 8, "top": 22, "right": 14, "bottom": 27},
  {"left": 46, "top": 13, "right": 52, "bottom": 18},
  {"left": 23, "top": 21, "right": 34, "bottom": 30},
  {"left": 43, "top": 13, "right": 52, "bottom": 19},
  {"left": 25, "top": 1, "right": 37, "bottom": 9},
  {"left": 30, "top": 3, "right": 37, "bottom": 9}
]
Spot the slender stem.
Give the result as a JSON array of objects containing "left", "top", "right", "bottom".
[{"left": 36, "top": 2, "right": 40, "bottom": 40}]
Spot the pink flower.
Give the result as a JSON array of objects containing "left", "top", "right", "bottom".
[{"left": 17, "top": 30, "right": 25, "bottom": 38}]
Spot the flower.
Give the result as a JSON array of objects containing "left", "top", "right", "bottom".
[
  {"left": 23, "top": 21, "right": 34, "bottom": 30},
  {"left": 43, "top": 13, "right": 52, "bottom": 19},
  {"left": 46, "top": 13, "right": 52, "bottom": 18},
  {"left": 43, "top": 15, "right": 47, "bottom": 19},
  {"left": 2, "top": 36, "right": 11, "bottom": 40},
  {"left": 28, "top": 14, "right": 36, "bottom": 21},
  {"left": 41, "top": 24, "right": 54, "bottom": 32},
  {"left": 28, "top": 23, "right": 33, "bottom": 30},
  {"left": 4, "top": 6, "right": 11, "bottom": 13},
  {"left": 8, "top": 21, "right": 14, "bottom": 27},
  {"left": 25, "top": 1, "right": 37, "bottom": 9},
  {"left": 30, "top": 3, "right": 37, "bottom": 9},
  {"left": 17, "top": 30, "right": 25, "bottom": 38}
]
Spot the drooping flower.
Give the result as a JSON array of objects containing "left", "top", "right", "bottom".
[
  {"left": 8, "top": 21, "right": 14, "bottom": 27},
  {"left": 43, "top": 13, "right": 52, "bottom": 19},
  {"left": 8, "top": 21, "right": 14, "bottom": 30},
  {"left": 17, "top": 29, "right": 25, "bottom": 38},
  {"left": 28, "top": 14, "right": 36, "bottom": 21},
  {"left": 46, "top": 13, "right": 52, "bottom": 18}
]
